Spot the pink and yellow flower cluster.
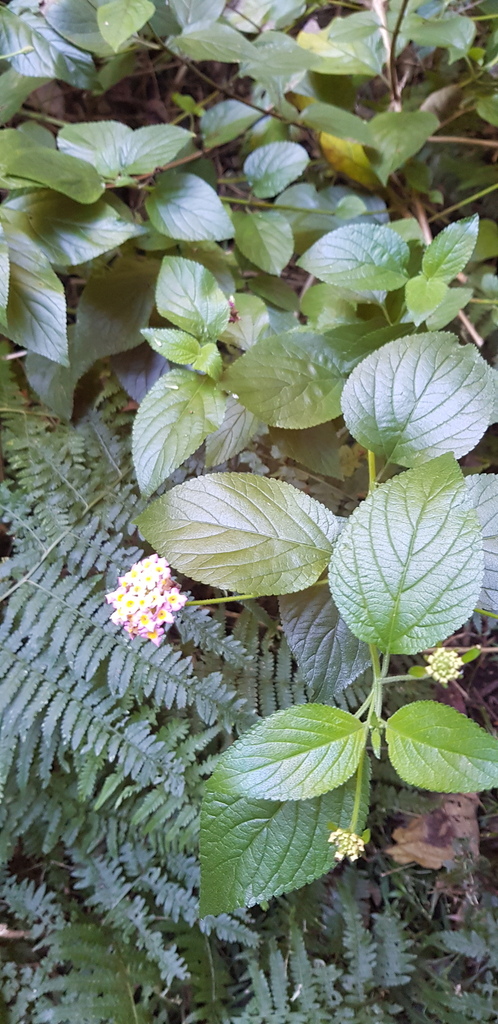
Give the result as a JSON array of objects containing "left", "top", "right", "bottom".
[{"left": 106, "top": 554, "right": 188, "bottom": 646}]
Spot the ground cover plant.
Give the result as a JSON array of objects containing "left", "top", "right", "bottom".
[{"left": 3, "top": 0, "right": 498, "bottom": 1020}]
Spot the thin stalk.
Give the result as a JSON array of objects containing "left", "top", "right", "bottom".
[
  {"left": 186, "top": 593, "right": 257, "bottom": 607},
  {"left": 429, "top": 182, "right": 498, "bottom": 222},
  {"left": 475, "top": 607, "right": 498, "bottom": 620},
  {"left": 349, "top": 748, "right": 366, "bottom": 835},
  {"left": 367, "top": 450, "right": 377, "bottom": 492}
]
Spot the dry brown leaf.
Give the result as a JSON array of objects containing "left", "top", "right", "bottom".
[{"left": 386, "top": 794, "right": 479, "bottom": 869}]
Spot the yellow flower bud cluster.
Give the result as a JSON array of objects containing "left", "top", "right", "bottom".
[
  {"left": 106, "top": 554, "right": 187, "bottom": 646},
  {"left": 425, "top": 648, "right": 463, "bottom": 684},
  {"left": 328, "top": 827, "right": 366, "bottom": 863}
]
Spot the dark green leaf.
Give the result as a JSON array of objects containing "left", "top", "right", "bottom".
[
  {"left": 132, "top": 369, "right": 226, "bottom": 495},
  {"left": 405, "top": 14, "right": 475, "bottom": 62},
  {"left": 341, "top": 332, "right": 494, "bottom": 467},
  {"left": 386, "top": 702, "right": 498, "bottom": 792},
  {"left": 323, "top": 321, "right": 411, "bottom": 374},
  {"left": 223, "top": 331, "right": 345, "bottom": 428},
  {"left": 135, "top": 473, "right": 340, "bottom": 596},
  {"left": 146, "top": 171, "right": 233, "bottom": 242},
  {"left": 155, "top": 256, "right": 230, "bottom": 342},
  {"left": 279, "top": 585, "right": 370, "bottom": 700},
  {"left": 42, "top": 0, "right": 114, "bottom": 57},
  {"left": 0, "top": 130, "right": 104, "bottom": 203},
  {"left": 269, "top": 422, "right": 344, "bottom": 478},
  {"left": 170, "top": 23, "right": 255, "bottom": 62},
  {"left": 300, "top": 102, "right": 373, "bottom": 145},
  {"left": 233, "top": 210, "right": 293, "bottom": 275},
  {"left": 201, "top": 99, "right": 260, "bottom": 148},
  {"left": 243, "top": 142, "right": 310, "bottom": 199},
  {"left": 205, "top": 396, "right": 260, "bottom": 468},
  {"left": 367, "top": 111, "right": 438, "bottom": 185},
  {"left": 0, "top": 69, "right": 49, "bottom": 126},
  {"left": 199, "top": 774, "right": 364, "bottom": 915},
  {"left": 211, "top": 704, "right": 366, "bottom": 801},
  {"left": 298, "top": 223, "right": 409, "bottom": 294},
  {"left": 329, "top": 456, "right": 483, "bottom": 655},
  {"left": 111, "top": 344, "right": 168, "bottom": 403}
]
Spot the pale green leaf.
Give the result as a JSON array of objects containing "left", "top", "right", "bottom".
[
  {"left": 155, "top": 256, "right": 230, "bottom": 342},
  {"left": 2, "top": 190, "right": 144, "bottom": 265},
  {"left": 205, "top": 396, "right": 260, "bottom": 468},
  {"left": 146, "top": 171, "right": 233, "bottom": 242},
  {"left": 368, "top": 111, "right": 438, "bottom": 185},
  {"left": 0, "top": 69, "right": 48, "bottom": 126},
  {"left": 199, "top": 774, "right": 364, "bottom": 915},
  {"left": 426, "top": 287, "right": 473, "bottom": 330},
  {"left": 97, "top": 0, "right": 155, "bottom": 51},
  {"left": 135, "top": 473, "right": 341, "bottom": 596},
  {"left": 477, "top": 95, "right": 498, "bottom": 127},
  {"left": 269, "top": 422, "right": 344, "bottom": 478},
  {"left": 300, "top": 102, "right": 373, "bottom": 145},
  {"left": 341, "top": 332, "right": 494, "bottom": 467},
  {"left": 422, "top": 216, "right": 479, "bottom": 283},
  {"left": 405, "top": 14, "right": 475, "bottom": 63},
  {"left": 233, "top": 210, "right": 293, "bottom": 275},
  {"left": 42, "top": 0, "right": 114, "bottom": 57},
  {"left": 297, "top": 13, "right": 384, "bottom": 76},
  {"left": 298, "top": 223, "right": 409, "bottom": 294},
  {"left": 4, "top": 227, "right": 68, "bottom": 365},
  {"left": 170, "top": 23, "right": 255, "bottom": 62},
  {"left": 169, "top": 0, "right": 225, "bottom": 27},
  {"left": 0, "top": 225, "right": 9, "bottom": 329},
  {"left": 279, "top": 585, "right": 370, "bottom": 701},
  {"left": 0, "top": 5, "right": 95, "bottom": 87},
  {"left": 201, "top": 99, "right": 260, "bottom": 148},
  {"left": 329, "top": 455, "right": 483, "bottom": 655},
  {"left": 405, "top": 275, "right": 448, "bottom": 324},
  {"left": 386, "top": 701, "right": 498, "bottom": 792},
  {"left": 223, "top": 331, "right": 345, "bottom": 428},
  {"left": 132, "top": 369, "right": 225, "bottom": 495},
  {"left": 243, "top": 142, "right": 310, "bottom": 199},
  {"left": 211, "top": 704, "right": 366, "bottom": 801},
  {"left": 58, "top": 121, "right": 192, "bottom": 180},
  {"left": 466, "top": 474, "right": 498, "bottom": 614},
  {"left": 141, "top": 328, "right": 200, "bottom": 365}
]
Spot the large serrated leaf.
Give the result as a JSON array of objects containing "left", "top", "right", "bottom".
[
  {"left": 0, "top": 5, "right": 95, "bottom": 87},
  {"left": 58, "top": 121, "right": 192, "bottom": 180},
  {"left": 4, "top": 227, "right": 68, "bottom": 365},
  {"left": 199, "top": 769, "right": 368, "bottom": 915},
  {"left": 280, "top": 585, "right": 370, "bottom": 701},
  {"left": 367, "top": 110, "right": 438, "bottom": 185},
  {"left": 386, "top": 702, "right": 498, "bottom": 793},
  {"left": 466, "top": 474, "right": 498, "bottom": 613},
  {"left": 155, "top": 256, "right": 229, "bottom": 342},
  {"left": 223, "top": 331, "right": 345, "bottom": 428},
  {"left": 146, "top": 171, "right": 233, "bottom": 242},
  {"left": 211, "top": 704, "right": 366, "bottom": 801},
  {"left": 135, "top": 474, "right": 340, "bottom": 596},
  {"left": 298, "top": 223, "right": 409, "bottom": 294},
  {"left": 422, "top": 216, "right": 479, "bottom": 283},
  {"left": 341, "top": 333, "right": 494, "bottom": 467},
  {"left": 329, "top": 456, "right": 483, "bottom": 655},
  {"left": 205, "top": 396, "right": 260, "bottom": 468},
  {"left": 243, "top": 141, "right": 309, "bottom": 199},
  {"left": 233, "top": 210, "right": 293, "bottom": 276},
  {"left": 132, "top": 369, "right": 225, "bottom": 495}
]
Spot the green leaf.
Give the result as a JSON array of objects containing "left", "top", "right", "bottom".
[
  {"left": 426, "top": 287, "right": 473, "bottom": 331},
  {"left": 200, "top": 99, "right": 260, "bottom": 148},
  {"left": 422, "top": 216, "right": 479, "bottom": 284},
  {"left": 405, "top": 275, "right": 448, "bottom": 325},
  {"left": 386, "top": 702, "right": 498, "bottom": 793},
  {"left": 41, "top": 0, "right": 114, "bottom": 58},
  {"left": 477, "top": 95, "right": 498, "bottom": 127},
  {"left": 405, "top": 14, "right": 475, "bottom": 63},
  {"left": 192, "top": 342, "right": 222, "bottom": 380},
  {"left": 132, "top": 369, "right": 225, "bottom": 495},
  {"left": 223, "top": 331, "right": 345, "bottom": 428},
  {"left": 233, "top": 211, "right": 293, "bottom": 276},
  {"left": 298, "top": 224, "right": 409, "bottom": 294},
  {"left": 269, "top": 422, "right": 344, "bottom": 478},
  {"left": 0, "top": 130, "right": 104, "bottom": 203},
  {"left": 367, "top": 111, "right": 438, "bottom": 185},
  {"left": 4, "top": 227, "right": 68, "bottom": 365},
  {"left": 297, "top": 13, "right": 384, "bottom": 75},
  {"left": 111, "top": 344, "right": 168, "bottom": 404},
  {"left": 466, "top": 475, "right": 498, "bottom": 613},
  {"left": 0, "top": 69, "right": 49, "bottom": 126},
  {"left": 279, "top": 585, "right": 370, "bottom": 701},
  {"left": 0, "top": 225, "right": 9, "bottom": 329},
  {"left": 0, "top": 5, "right": 95, "bottom": 87},
  {"left": 58, "top": 121, "right": 192, "bottom": 180},
  {"left": 199, "top": 774, "right": 364, "bottom": 915},
  {"left": 2, "top": 190, "right": 144, "bottom": 265},
  {"left": 170, "top": 23, "right": 255, "bottom": 63},
  {"left": 135, "top": 473, "right": 340, "bottom": 596},
  {"left": 169, "top": 0, "right": 225, "bottom": 27},
  {"left": 323, "top": 321, "right": 412, "bottom": 375},
  {"left": 329, "top": 455, "right": 483, "bottom": 655},
  {"left": 24, "top": 350, "right": 76, "bottom": 421},
  {"left": 243, "top": 142, "right": 310, "bottom": 199},
  {"left": 155, "top": 256, "right": 230, "bottom": 342},
  {"left": 73, "top": 257, "right": 157, "bottom": 375},
  {"left": 341, "top": 332, "right": 494, "bottom": 467},
  {"left": 97, "top": 0, "right": 155, "bottom": 51},
  {"left": 205, "top": 396, "right": 260, "bottom": 468},
  {"left": 300, "top": 102, "right": 373, "bottom": 145},
  {"left": 146, "top": 171, "right": 233, "bottom": 242},
  {"left": 211, "top": 704, "right": 366, "bottom": 801},
  {"left": 141, "top": 328, "right": 200, "bottom": 365}
]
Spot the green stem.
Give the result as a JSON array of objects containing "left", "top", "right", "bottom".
[
  {"left": 429, "top": 182, "right": 498, "bottom": 223},
  {"left": 186, "top": 593, "right": 257, "bottom": 607},
  {"left": 349, "top": 748, "right": 366, "bottom": 835},
  {"left": 382, "top": 673, "right": 426, "bottom": 684},
  {"left": 475, "top": 607, "right": 498, "bottom": 620},
  {"left": 367, "top": 450, "right": 377, "bottom": 493},
  {"left": 220, "top": 195, "right": 386, "bottom": 217}
]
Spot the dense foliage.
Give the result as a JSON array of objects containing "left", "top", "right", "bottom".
[{"left": 2, "top": 0, "right": 498, "bottom": 1019}]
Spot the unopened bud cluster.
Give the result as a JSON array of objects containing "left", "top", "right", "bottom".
[
  {"left": 425, "top": 648, "right": 463, "bottom": 684},
  {"left": 328, "top": 827, "right": 366, "bottom": 863},
  {"left": 106, "top": 554, "right": 187, "bottom": 646}
]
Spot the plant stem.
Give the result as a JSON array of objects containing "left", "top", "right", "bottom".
[
  {"left": 429, "top": 182, "right": 498, "bottom": 223},
  {"left": 475, "top": 607, "right": 498, "bottom": 620},
  {"left": 349, "top": 748, "right": 366, "bottom": 834},
  {"left": 382, "top": 673, "right": 426, "bottom": 684},
  {"left": 186, "top": 593, "right": 257, "bottom": 606},
  {"left": 367, "top": 450, "right": 377, "bottom": 492},
  {"left": 388, "top": 0, "right": 411, "bottom": 110}
]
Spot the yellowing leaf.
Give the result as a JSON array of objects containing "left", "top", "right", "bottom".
[{"left": 319, "top": 131, "right": 379, "bottom": 190}]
